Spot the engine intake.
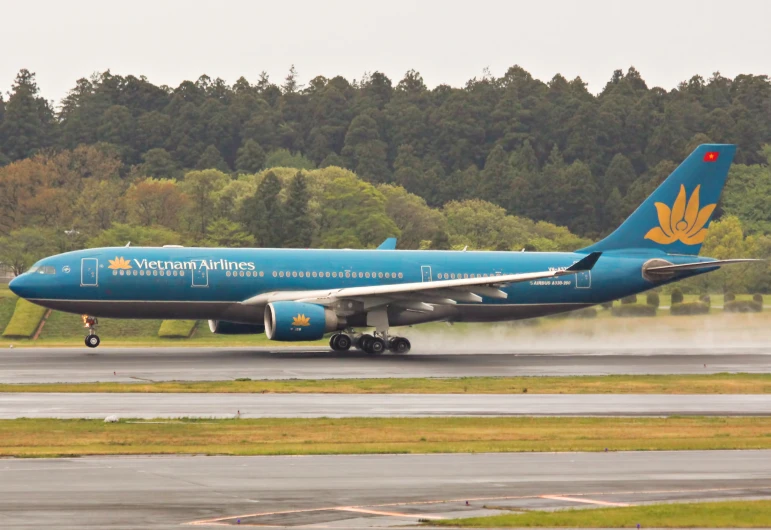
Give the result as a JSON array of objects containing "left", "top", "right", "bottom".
[
  {"left": 208, "top": 320, "right": 265, "bottom": 335},
  {"left": 264, "top": 301, "right": 341, "bottom": 341}
]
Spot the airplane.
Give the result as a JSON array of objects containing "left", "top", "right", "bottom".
[{"left": 8, "top": 144, "right": 760, "bottom": 353}]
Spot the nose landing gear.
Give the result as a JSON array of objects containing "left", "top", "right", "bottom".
[{"left": 83, "top": 315, "right": 101, "bottom": 348}]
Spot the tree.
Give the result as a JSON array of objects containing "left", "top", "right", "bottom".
[
  {"left": 241, "top": 171, "right": 285, "bottom": 247},
  {"left": 141, "top": 148, "right": 178, "bottom": 179},
  {"left": 0, "top": 70, "right": 54, "bottom": 160},
  {"left": 202, "top": 219, "right": 255, "bottom": 247},
  {"left": 86, "top": 223, "right": 184, "bottom": 248},
  {"left": 264, "top": 149, "right": 315, "bottom": 170},
  {"left": 283, "top": 172, "right": 313, "bottom": 248},
  {"left": 0, "top": 227, "right": 58, "bottom": 276},
  {"left": 318, "top": 175, "right": 399, "bottom": 248},
  {"left": 124, "top": 178, "right": 189, "bottom": 230},
  {"left": 341, "top": 112, "right": 389, "bottom": 183},
  {"left": 602, "top": 153, "right": 637, "bottom": 196},
  {"left": 379, "top": 184, "right": 446, "bottom": 249},
  {"left": 478, "top": 144, "right": 512, "bottom": 206},
  {"left": 180, "top": 169, "right": 230, "bottom": 238},
  {"left": 235, "top": 139, "right": 266, "bottom": 173},
  {"left": 196, "top": 145, "right": 230, "bottom": 172}
]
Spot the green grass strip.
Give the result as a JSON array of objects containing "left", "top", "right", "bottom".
[
  {"left": 2, "top": 374, "right": 771, "bottom": 394},
  {"left": 435, "top": 499, "right": 771, "bottom": 527},
  {"left": 158, "top": 320, "right": 197, "bottom": 338},
  {"left": 2, "top": 417, "right": 771, "bottom": 458},
  {"left": 2, "top": 299, "right": 47, "bottom": 338}
]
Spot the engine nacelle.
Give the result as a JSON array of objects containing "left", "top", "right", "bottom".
[
  {"left": 208, "top": 320, "right": 265, "bottom": 335},
  {"left": 264, "top": 301, "right": 340, "bottom": 341}
]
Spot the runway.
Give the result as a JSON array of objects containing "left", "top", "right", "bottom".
[
  {"left": 1, "top": 346, "right": 770, "bottom": 383},
  {"left": 2, "top": 392, "right": 770, "bottom": 418},
  {"left": 1, "top": 451, "right": 769, "bottom": 529}
]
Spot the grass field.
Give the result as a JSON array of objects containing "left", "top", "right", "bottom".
[
  {"left": 434, "top": 500, "right": 771, "bottom": 528},
  {"left": 158, "top": 319, "right": 197, "bottom": 338},
  {"left": 3, "top": 374, "right": 770, "bottom": 394},
  {"left": 1, "top": 417, "right": 770, "bottom": 457},
  {"left": 1, "top": 298, "right": 47, "bottom": 338}
]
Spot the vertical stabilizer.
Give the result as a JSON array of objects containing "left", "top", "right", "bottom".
[{"left": 580, "top": 144, "right": 736, "bottom": 255}]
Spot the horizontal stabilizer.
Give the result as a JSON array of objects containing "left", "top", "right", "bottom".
[
  {"left": 646, "top": 259, "right": 763, "bottom": 274},
  {"left": 567, "top": 252, "right": 602, "bottom": 272}
]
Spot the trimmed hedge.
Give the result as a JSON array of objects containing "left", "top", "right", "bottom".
[
  {"left": 671, "top": 288, "right": 684, "bottom": 304},
  {"left": 646, "top": 292, "right": 660, "bottom": 308},
  {"left": 753, "top": 293, "right": 764, "bottom": 304},
  {"left": 621, "top": 295, "right": 637, "bottom": 305},
  {"left": 724, "top": 300, "right": 763, "bottom": 313},
  {"left": 725, "top": 292, "right": 736, "bottom": 302},
  {"left": 670, "top": 302, "right": 710, "bottom": 316},
  {"left": 611, "top": 304, "right": 657, "bottom": 317},
  {"left": 2, "top": 299, "right": 47, "bottom": 338},
  {"left": 158, "top": 320, "right": 198, "bottom": 338}
]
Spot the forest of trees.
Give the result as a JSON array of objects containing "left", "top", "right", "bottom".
[{"left": 0, "top": 66, "right": 769, "bottom": 292}]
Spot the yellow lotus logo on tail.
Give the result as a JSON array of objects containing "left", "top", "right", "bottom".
[
  {"left": 644, "top": 184, "right": 715, "bottom": 245},
  {"left": 108, "top": 257, "right": 132, "bottom": 270},
  {"left": 292, "top": 314, "right": 310, "bottom": 327}
]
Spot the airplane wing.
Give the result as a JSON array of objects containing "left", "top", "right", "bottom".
[{"left": 242, "top": 252, "right": 601, "bottom": 309}]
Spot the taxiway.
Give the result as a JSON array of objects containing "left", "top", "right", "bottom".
[
  {"left": 1, "top": 451, "right": 769, "bottom": 529},
  {"left": 2, "top": 392, "right": 769, "bottom": 418}
]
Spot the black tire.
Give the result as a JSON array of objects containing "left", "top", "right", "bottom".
[
  {"left": 357, "top": 334, "right": 374, "bottom": 352},
  {"left": 335, "top": 334, "right": 352, "bottom": 351},
  {"left": 85, "top": 335, "right": 100, "bottom": 348},
  {"left": 329, "top": 333, "right": 341, "bottom": 350},
  {"left": 369, "top": 337, "right": 386, "bottom": 354},
  {"left": 392, "top": 337, "right": 411, "bottom": 354}
]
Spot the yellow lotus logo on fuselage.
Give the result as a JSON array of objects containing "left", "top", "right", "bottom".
[
  {"left": 644, "top": 184, "right": 715, "bottom": 245},
  {"left": 108, "top": 257, "right": 132, "bottom": 270},
  {"left": 292, "top": 314, "right": 310, "bottom": 327}
]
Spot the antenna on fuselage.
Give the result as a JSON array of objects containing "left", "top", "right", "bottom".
[{"left": 125, "top": 242, "right": 131, "bottom": 247}]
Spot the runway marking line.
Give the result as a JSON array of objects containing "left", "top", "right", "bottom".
[
  {"left": 540, "top": 494, "right": 630, "bottom": 506},
  {"left": 333, "top": 506, "right": 443, "bottom": 519},
  {"left": 185, "top": 485, "right": 771, "bottom": 526}
]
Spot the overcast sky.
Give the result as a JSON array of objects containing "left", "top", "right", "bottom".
[{"left": 2, "top": 0, "right": 769, "bottom": 104}]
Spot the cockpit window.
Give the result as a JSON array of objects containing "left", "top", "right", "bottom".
[{"left": 28, "top": 265, "right": 55, "bottom": 275}]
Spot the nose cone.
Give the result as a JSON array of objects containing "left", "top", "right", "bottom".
[{"left": 8, "top": 275, "right": 27, "bottom": 298}]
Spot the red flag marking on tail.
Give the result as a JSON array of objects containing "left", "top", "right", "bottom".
[{"left": 704, "top": 151, "right": 719, "bottom": 162}]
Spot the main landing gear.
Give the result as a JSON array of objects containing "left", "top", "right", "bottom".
[
  {"left": 329, "top": 332, "right": 411, "bottom": 354},
  {"left": 83, "top": 315, "right": 100, "bottom": 348}
]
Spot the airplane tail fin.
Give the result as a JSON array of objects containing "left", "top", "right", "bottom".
[{"left": 580, "top": 144, "right": 736, "bottom": 256}]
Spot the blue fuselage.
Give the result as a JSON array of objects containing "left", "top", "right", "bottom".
[{"left": 9, "top": 247, "right": 708, "bottom": 327}]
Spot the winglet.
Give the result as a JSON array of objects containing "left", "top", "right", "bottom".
[
  {"left": 376, "top": 238, "right": 397, "bottom": 250},
  {"left": 567, "top": 251, "right": 602, "bottom": 272}
]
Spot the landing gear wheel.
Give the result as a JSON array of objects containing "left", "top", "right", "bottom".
[
  {"left": 357, "top": 334, "right": 374, "bottom": 352},
  {"left": 369, "top": 337, "right": 386, "bottom": 354},
  {"left": 390, "top": 337, "right": 411, "bottom": 354},
  {"left": 330, "top": 333, "right": 352, "bottom": 351},
  {"left": 85, "top": 335, "right": 100, "bottom": 348}
]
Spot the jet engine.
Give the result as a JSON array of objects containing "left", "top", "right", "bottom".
[
  {"left": 264, "top": 301, "right": 341, "bottom": 341},
  {"left": 208, "top": 320, "right": 265, "bottom": 335}
]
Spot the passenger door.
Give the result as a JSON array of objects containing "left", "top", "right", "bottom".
[
  {"left": 192, "top": 266, "right": 208, "bottom": 287},
  {"left": 81, "top": 258, "right": 98, "bottom": 287},
  {"left": 421, "top": 265, "right": 432, "bottom": 282}
]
